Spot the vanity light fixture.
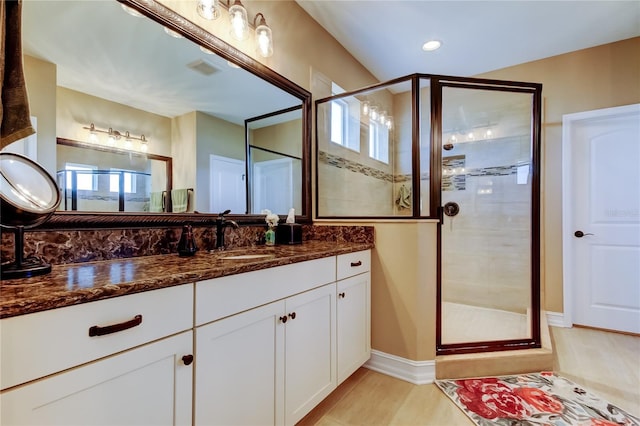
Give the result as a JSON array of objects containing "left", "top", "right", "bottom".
[
  {"left": 422, "top": 40, "right": 442, "bottom": 51},
  {"left": 83, "top": 123, "right": 149, "bottom": 152},
  {"left": 197, "top": 0, "right": 220, "bottom": 20},
  {"left": 195, "top": 0, "right": 274, "bottom": 58}
]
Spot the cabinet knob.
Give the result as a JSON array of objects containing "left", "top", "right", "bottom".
[
  {"left": 280, "top": 315, "right": 288, "bottom": 323},
  {"left": 288, "top": 312, "right": 296, "bottom": 320},
  {"left": 350, "top": 261, "right": 362, "bottom": 267},
  {"left": 338, "top": 292, "right": 346, "bottom": 298},
  {"left": 182, "top": 354, "right": 194, "bottom": 366}
]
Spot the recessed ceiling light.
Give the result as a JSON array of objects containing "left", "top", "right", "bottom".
[{"left": 422, "top": 40, "right": 442, "bottom": 51}]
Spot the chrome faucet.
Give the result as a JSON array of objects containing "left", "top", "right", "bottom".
[{"left": 215, "top": 210, "right": 239, "bottom": 250}]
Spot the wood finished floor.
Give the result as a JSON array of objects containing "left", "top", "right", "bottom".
[{"left": 297, "top": 326, "right": 640, "bottom": 425}]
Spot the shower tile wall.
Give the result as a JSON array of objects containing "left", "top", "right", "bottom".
[
  {"left": 317, "top": 152, "right": 394, "bottom": 216},
  {"left": 442, "top": 135, "right": 532, "bottom": 314}
]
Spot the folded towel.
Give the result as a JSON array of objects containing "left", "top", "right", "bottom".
[
  {"left": 149, "top": 191, "right": 165, "bottom": 212},
  {"left": 1, "top": 0, "right": 36, "bottom": 148},
  {"left": 171, "top": 189, "right": 189, "bottom": 213}
]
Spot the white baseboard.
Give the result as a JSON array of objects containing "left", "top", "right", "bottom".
[
  {"left": 546, "top": 311, "right": 571, "bottom": 328},
  {"left": 364, "top": 350, "right": 435, "bottom": 385}
]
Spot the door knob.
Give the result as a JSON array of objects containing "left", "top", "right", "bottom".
[
  {"left": 182, "top": 354, "right": 194, "bottom": 366},
  {"left": 574, "top": 230, "right": 594, "bottom": 238}
]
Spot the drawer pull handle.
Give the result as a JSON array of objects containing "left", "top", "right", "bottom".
[
  {"left": 280, "top": 315, "right": 288, "bottom": 324},
  {"left": 338, "top": 292, "right": 346, "bottom": 298},
  {"left": 288, "top": 312, "right": 296, "bottom": 320},
  {"left": 350, "top": 261, "right": 362, "bottom": 267},
  {"left": 89, "top": 314, "right": 143, "bottom": 337},
  {"left": 182, "top": 354, "right": 194, "bottom": 366}
]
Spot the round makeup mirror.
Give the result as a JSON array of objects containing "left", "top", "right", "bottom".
[{"left": 1, "top": 152, "right": 61, "bottom": 279}]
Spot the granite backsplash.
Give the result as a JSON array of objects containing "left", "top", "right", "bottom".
[{"left": 1, "top": 225, "right": 374, "bottom": 266}]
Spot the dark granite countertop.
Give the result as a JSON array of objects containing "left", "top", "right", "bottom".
[{"left": 0, "top": 240, "right": 373, "bottom": 319}]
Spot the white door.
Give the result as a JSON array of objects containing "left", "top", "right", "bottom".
[
  {"left": 563, "top": 103, "right": 640, "bottom": 334},
  {"left": 210, "top": 155, "right": 246, "bottom": 214},
  {"left": 1, "top": 331, "right": 193, "bottom": 426},
  {"left": 253, "top": 158, "right": 293, "bottom": 214}
]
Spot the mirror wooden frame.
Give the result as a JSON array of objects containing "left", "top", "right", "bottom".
[{"left": 42, "top": 0, "right": 311, "bottom": 229}]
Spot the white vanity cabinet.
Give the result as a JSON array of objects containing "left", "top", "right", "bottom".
[
  {"left": 336, "top": 250, "right": 371, "bottom": 384},
  {"left": 194, "top": 257, "right": 337, "bottom": 426},
  {"left": 0, "top": 284, "right": 194, "bottom": 426}
]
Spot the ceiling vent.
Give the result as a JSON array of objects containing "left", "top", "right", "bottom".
[{"left": 186, "top": 59, "right": 219, "bottom": 76}]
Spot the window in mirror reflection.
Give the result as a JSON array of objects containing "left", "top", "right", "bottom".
[
  {"left": 64, "top": 164, "right": 97, "bottom": 191},
  {"left": 109, "top": 169, "right": 137, "bottom": 194}
]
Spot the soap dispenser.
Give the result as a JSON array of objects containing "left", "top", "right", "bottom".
[{"left": 177, "top": 224, "right": 198, "bottom": 257}]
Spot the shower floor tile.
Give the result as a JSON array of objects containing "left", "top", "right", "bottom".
[{"left": 442, "top": 302, "right": 529, "bottom": 344}]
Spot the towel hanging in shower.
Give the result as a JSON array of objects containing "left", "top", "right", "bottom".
[{"left": 396, "top": 184, "right": 411, "bottom": 210}]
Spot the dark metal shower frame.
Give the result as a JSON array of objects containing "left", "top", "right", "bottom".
[{"left": 314, "top": 73, "right": 542, "bottom": 355}]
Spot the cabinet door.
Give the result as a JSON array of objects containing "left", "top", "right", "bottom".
[
  {"left": 195, "top": 300, "right": 286, "bottom": 426},
  {"left": 0, "top": 331, "right": 193, "bottom": 426},
  {"left": 284, "top": 284, "right": 336, "bottom": 426},
  {"left": 337, "top": 272, "right": 371, "bottom": 384}
]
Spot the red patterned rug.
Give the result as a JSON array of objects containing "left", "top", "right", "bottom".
[{"left": 436, "top": 372, "right": 639, "bottom": 425}]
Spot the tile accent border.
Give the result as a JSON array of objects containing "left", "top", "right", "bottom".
[
  {"left": 319, "top": 150, "right": 393, "bottom": 182},
  {"left": 364, "top": 350, "right": 436, "bottom": 385}
]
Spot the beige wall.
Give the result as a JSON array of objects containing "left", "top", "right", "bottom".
[
  {"left": 56, "top": 87, "right": 172, "bottom": 157},
  {"left": 172, "top": 111, "right": 197, "bottom": 211},
  {"left": 22, "top": 56, "right": 56, "bottom": 175}
]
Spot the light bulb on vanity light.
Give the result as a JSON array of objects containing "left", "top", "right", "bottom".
[
  {"left": 254, "top": 13, "right": 273, "bottom": 58},
  {"left": 140, "top": 136, "right": 149, "bottom": 153},
  {"left": 88, "top": 123, "right": 99, "bottom": 143},
  {"left": 362, "top": 101, "right": 370, "bottom": 116},
  {"left": 197, "top": 0, "right": 220, "bottom": 20},
  {"left": 229, "top": 0, "right": 249, "bottom": 40},
  {"left": 370, "top": 106, "right": 379, "bottom": 121},
  {"left": 124, "top": 132, "right": 133, "bottom": 150},
  {"left": 107, "top": 128, "right": 117, "bottom": 146}
]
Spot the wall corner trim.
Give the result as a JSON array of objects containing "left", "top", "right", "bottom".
[
  {"left": 364, "top": 350, "right": 435, "bottom": 385},
  {"left": 546, "top": 311, "right": 571, "bottom": 328}
]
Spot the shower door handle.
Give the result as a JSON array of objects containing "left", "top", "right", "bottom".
[{"left": 443, "top": 202, "right": 460, "bottom": 217}]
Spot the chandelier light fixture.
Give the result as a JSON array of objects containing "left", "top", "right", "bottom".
[{"left": 83, "top": 123, "right": 149, "bottom": 152}]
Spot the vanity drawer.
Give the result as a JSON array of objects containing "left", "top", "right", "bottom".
[
  {"left": 0, "top": 283, "right": 193, "bottom": 391},
  {"left": 196, "top": 256, "right": 335, "bottom": 326},
  {"left": 337, "top": 250, "right": 371, "bottom": 281}
]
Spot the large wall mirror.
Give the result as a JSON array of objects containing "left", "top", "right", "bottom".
[{"left": 21, "top": 0, "right": 311, "bottom": 228}]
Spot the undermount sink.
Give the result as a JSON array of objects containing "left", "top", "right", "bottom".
[{"left": 219, "top": 254, "right": 275, "bottom": 260}]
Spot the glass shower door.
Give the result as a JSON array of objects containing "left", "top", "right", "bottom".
[{"left": 437, "top": 83, "right": 541, "bottom": 354}]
